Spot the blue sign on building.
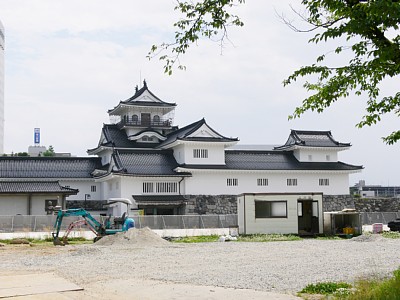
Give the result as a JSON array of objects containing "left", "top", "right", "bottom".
[{"left": 34, "top": 128, "right": 40, "bottom": 144}]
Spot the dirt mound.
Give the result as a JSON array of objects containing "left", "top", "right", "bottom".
[
  {"left": 94, "top": 227, "right": 170, "bottom": 247},
  {"left": 351, "top": 233, "right": 385, "bottom": 242}
]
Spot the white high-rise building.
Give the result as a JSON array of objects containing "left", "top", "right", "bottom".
[{"left": 0, "top": 20, "right": 4, "bottom": 154}]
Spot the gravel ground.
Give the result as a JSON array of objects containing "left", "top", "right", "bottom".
[{"left": 1, "top": 233, "right": 400, "bottom": 295}]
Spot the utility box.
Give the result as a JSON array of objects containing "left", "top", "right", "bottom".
[
  {"left": 323, "top": 210, "right": 362, "bottom": 235},
  {"left": 372, "top": 223, "right": 383, "bottom": 234}
]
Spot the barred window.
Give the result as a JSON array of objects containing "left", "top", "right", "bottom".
[
  {"left": 143, "top": 182, "right": 177, "bottom": 194},
  {"left": 143, "top": 182, "right": 154, "bottom": 193},
  {"left": 257, "top": 178, "right": 268, "bottom": 186},
  {"left": 91, "top": 185, "right": 96, "bottom": 192},
  {"left": 156, "top": 182, "right": 177, "bottom": 193},
  {"left": 193, "top": 149, "right": 208, "bottom": 158},
  {"left": 287, "top": 179, "right": 297, "bottom": 186},
  {"left": 319, "top": 179, "right": 329, "bottom": 186},
  {"left": 227, "top": 178, "right": 238, "bottom": 186}
]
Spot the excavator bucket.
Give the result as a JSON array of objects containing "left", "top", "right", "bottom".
[{"left": 53, "top": 237, "right": 65, "bottom": 246}]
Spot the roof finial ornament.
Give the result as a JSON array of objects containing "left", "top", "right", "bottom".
[
  {"left": 135, "top": 85, "right": 138, "bottom": 93},
  {"left": 143, "top": 79, "right": 147, "bottom": 88}
]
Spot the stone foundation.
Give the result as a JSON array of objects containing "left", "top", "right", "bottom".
[
  {"left": 67, "top": 196, "right": 400, "bottom": 215},
  {"left": 184, "top": 195, "right": 237, "bottom": 215}
]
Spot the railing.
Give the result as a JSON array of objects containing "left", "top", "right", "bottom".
[
  {"left": 118, "top": 118, "right": 172, "bottom": 128},
  {"left": 0, "top": 214, "right": 238, "bottom": 233}
]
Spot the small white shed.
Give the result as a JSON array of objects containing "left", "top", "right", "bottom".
[{"left": 237, "top": 193, "right": 323, "bottom": 235}]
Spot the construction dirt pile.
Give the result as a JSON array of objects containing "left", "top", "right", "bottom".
[{"left": 94, "top": 227, "right": 170, "bottom": 247}]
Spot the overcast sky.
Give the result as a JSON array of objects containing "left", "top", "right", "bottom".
[{"left": 0, "top": 1, "right": 399, "bottom": 186}]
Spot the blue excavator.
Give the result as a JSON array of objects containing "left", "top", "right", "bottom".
[{"left": 52, "top": 198, "right": 135, "bottom": 246}]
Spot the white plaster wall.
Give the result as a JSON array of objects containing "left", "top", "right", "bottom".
[
  {"left": 102, "top": 177, "right": 123, "bottom": 199},
  {"left": 119, "top": 176, "right": 183, "bottom": 198},
  {"left": 183, "top": 171, "right": 350, "bottom": 195},
  {"left": 293, "top": 149, "right": 338, "bottom": 162},
  {"left": 100, "top": 149, "right": 113, "bottom": 165},
  {"left": 174, "top": 143, "right": 225, "bottom": 165},
  {"left": 173, "top": 144, "right": 186, "bottom": 164},
  {"left": 0, "top": 195, "right": 28, "bottom": 215},
  {"left": 31, "top": 195, "right": 58, "bottom": 215},
  {"left": 119, "top": 176, "right": 141, "bottom": 199},
  {"left": 240, "top": 194, "right": 323, "bottom": 234},
  {"left": 59, "top": 180, "right": 101, "bottom": 201}
]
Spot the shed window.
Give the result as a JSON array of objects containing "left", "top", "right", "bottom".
[{"left": 255, "top": 201, "right": 287, "bottom": 218}]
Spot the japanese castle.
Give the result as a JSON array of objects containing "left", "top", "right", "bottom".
[{"left": 0, "top": 81, "right": 362, "bottom": 215}]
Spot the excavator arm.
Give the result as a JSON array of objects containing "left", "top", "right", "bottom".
[{"left": 52, "top": 208, "right": 105, "bottom": 246}]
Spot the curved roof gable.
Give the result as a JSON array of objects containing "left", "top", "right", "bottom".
[
  {"left": 274, "top": 130, "right": 351, "bottom": 150},
  {"left": 87, "top": 124, "right": 160, "bottom": 154},
  {"left": 108, "top": 80, "right": 176, "bottom": 114},
  {"left": 157, "top": 118, "right": 238, "bottom": 148}
]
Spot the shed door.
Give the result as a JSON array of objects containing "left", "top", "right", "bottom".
[{"left": 298, "top": 200, "right": 319, "bottom": 235}]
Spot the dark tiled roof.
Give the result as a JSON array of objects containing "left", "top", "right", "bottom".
[
  {"left": 88, "top": 125, "right": 159, "bottom": 152},
  {"left": 108, "top": 81, "right": 176, "bottom": 113},
  {"left": 0, "top": 157, "right": 102, "bottom": 178},
  {"left": 275, "top": 130, "right": 351, "bottom": 149},
  {"left": 179, "top": 150, "right": 363, "bottom": 171},
  {"left": 111, "top": 150, "right": 190, "bottom": 176},
  {"left": 158, "top": 119, "right": 238, "bottom": 148},
  {"left": 0, "top": 181, "right": 78, "bottom": 194},
  {"left": 132, "top": 195, "right": 186, "bottom": 206}
]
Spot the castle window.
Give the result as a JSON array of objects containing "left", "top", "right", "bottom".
[
  {"left": 319, "top": 179, "right": 329, "bottom": 186},
  {"left": 287, "top": 179, "right": 297, "bottom": 186},
  {"left": 156, "top": 182, "right": 177, "bottom": 193},
  {"left": 193, "top": 149, "right": 208, "bottom": 158},
  {"left": 227, "top": 178, "right": 238, "bottom": 186},
  {"left": 132, "top": 114, "right": 139, "bottom": 124},
  {"left": 326, "top": 155, "right": 331, "bottom": 161},
  {"left": 142, "top": 135, "right": 154, "bottom": 142},
  {"left": 257, "top": 178, "right": 268, "bottom": 186},
  {"left": 153, "top": 115, "right": 160, "bottom": 124},
  {"left": 143, "top": 182, "right": 154, "bottom": 193},
  {"left": 91, "top": 185, "right": 96, "bottom": 192}
]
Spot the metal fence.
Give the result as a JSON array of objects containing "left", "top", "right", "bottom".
[
  {"left": 0, "top": 214, "right": 238, "bottom": 233},
  {"left": 360, "top": 212, "right": 400, "bottom": 225},
  {"left": 1, "top": 213, "right": 399, "bottom": 233}
]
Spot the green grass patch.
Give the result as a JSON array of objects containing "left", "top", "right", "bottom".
[
  {"left": 237, "top": 233, "right": 301, "bottom": 242},
  {"left": 299, "top": 282, "right": 352, "bottom": 296},
  {"left": 315, "top": 235, "right": 343, "bottom": 240},
  {"left": 172, "top": 235, "right": 220, "bottom": 243},
  {"left": 382, "top": 231, "right": 400, "bottom": 239},
  {"left": 344, "top": 268, "right": 400, "bottom": 300},
  {"left": 0, "top": 237, "right": 91, "bottom": 246},
  {"left": 172, "top": 234, "right": 301, "bottom": 243}
]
